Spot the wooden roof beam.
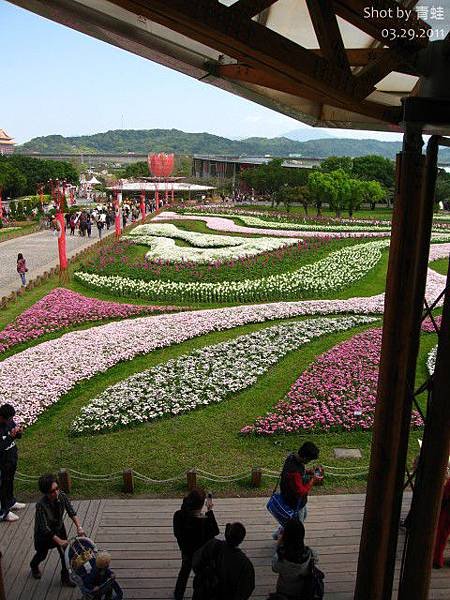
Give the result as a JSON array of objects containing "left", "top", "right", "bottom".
[
  {"left": 333, "top": 0, "right": 430, "bottom": 49},
  {"left": 353, "top": 47, "right": 418, "bottom": 98},
  {"left": 306, "top": 0, "right": 351, "bottom": 74},
  {"left": 230, "top": 0, "right": 279, "bottom": 19},
  {"left": 110, "top": 0, "right": 398, "bottom": 124},
  {"left": 215, "top": 63, "right": 401, "bottom": 123}
]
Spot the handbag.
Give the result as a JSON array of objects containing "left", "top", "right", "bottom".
[
  {"left": 266, "top": 478, "right": 305, "bottom": 527},
  {"left": 303, "top": 557, "right": 325, "bottom": 600}
]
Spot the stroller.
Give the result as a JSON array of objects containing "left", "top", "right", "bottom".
[{"left": 65, "top": 537, "right": 123, "bottom": 599}]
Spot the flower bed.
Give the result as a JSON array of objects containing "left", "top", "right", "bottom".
[
  {"left": 0, "top": 300, "right": 384, "bottom": 429},
  {"left": 70, "top": 315, "right": 375, "bottom": 435},
  {"left": 421, "top": 315, "right": 442, "bottom": 333},
  {"left": 75, "top": 239, "right": 389, "bottom": 303},
  {"left": 154, "top": 211, "right": 388, "bottom": 239},
  {"left": 124, "top": 223, "right": 298, "bottom": 263},
  {"left": 427, "top": 345, "right": 437, "bottom": 374},
  {"left": 0, "top": 288, "right": 181, "bottom": 354},
  {"left": 0, "top": 226, "right": 21, "bottom": 233},
  {"left": 241, "top": 328, "right": 423, "bottom": 435}
]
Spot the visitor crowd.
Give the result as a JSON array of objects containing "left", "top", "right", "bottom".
[{"left": 0, "top": 409, "right": 449, "bottom": 598}]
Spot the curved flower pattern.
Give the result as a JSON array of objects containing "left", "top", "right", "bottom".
[
  {"left": 242, "top": 328, "right": 423, "bottom": 436},
  {"left": 124, "top": 223, "right": 298, "bottom": 263},
  {"left": 70, "top": 315, "right": 376, "bottom": 435},
  {"left": 153, "top": 211, "right": 388, "bottom": 239},
  {"left": 0, "top": 300, "right": 385, "bottom": 429},
  {"left": 74, "top": 239, "right": 389, "bottom": 303},
  {"left": 0, "top": 288, "right": 181, "bottom": 354}
]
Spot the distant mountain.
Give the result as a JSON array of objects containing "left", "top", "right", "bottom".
[
  {"left": 283, "top": 128, "right": 334, "bottom": 142},
  {"left": 18, "top": 129, "right": 450, "bottom": 161}
]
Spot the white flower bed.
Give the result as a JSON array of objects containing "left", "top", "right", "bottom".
[
  {"left": 70, "top": 315, "right": 376, "bottom": 434},
  {"left": 123, "top": 223, "right": 297, "bottom": 263},
  {"left": 0, "top": 302, "right": 383, "bottom": 429},
  {"left": 1, "top": 227, "right": 21, "bottom": 232},
  {"left": 427, "top": 345, "right": 437, "bottom": 375},
  {"left": 75, "top": 239, "right": 389, "bottom": 302}
]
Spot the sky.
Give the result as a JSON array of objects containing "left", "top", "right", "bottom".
[{"left": 1, "top": 1, "right": 404, "bottom": 145}]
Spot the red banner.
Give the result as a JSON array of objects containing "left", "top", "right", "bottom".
[
  {"left": 140, "top": 190, "right": 146, "bottom": 221},
  {"left": 114, "top": 190, "right": 121, "bottom": 238},
  {"left": 0, "top": 188, "right": 3, "bottom": 221},
  {"left": 56, "top": 212, "right": 68, "bottom": 271}
]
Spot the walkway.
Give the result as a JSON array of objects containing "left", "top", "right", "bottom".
[
  {"left": 0, "top": 228, "right": 115, "bottom": 296},
  {"left": 1, "top": 494, "right": 448, "bottom": 599}
]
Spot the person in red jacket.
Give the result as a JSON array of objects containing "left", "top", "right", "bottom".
[
  {"left": 280, "top": 442, "right": 322, "bottom": 523},
  {"left": 433, "top": 475, "right": 450, "bottom": 569}
]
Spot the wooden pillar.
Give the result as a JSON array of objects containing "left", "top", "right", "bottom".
[
  {"left": 398, "top": 257, "right": 450, "bottom": 598},
  {"left": 251, "top": 467, "right": 262, "bottom": 488},
  {"left": 58, "top": 469, "right": 72, "bottom": 494},
  {"left": 354, "top": 123, "right": 433, "bottom": 599},
  {"left": 187, "top": 469, "right": 197, "bottom": 490},
  {"left": 0, "top": 551, "right": 5, "bottom": 600},
  {"left": 123, "top": 469, "right": 134, "bottom": 494}
]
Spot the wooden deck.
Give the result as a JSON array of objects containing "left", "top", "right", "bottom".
[{"left": 1, "top": 494, "right": 448, "bottom": 599}]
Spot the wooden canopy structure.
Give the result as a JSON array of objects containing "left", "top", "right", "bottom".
[
  {"left": 6, "top": 1, "right": 450, "bottom": 599},
  {"left": 7, "top": 0, "right": 448, "bottom": 132}
]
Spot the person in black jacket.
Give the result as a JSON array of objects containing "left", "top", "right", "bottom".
[
  {"left": 0, "top": 403, "right": 25, "bottom": 522},
  {"left": 192, "top": 522, "right": 255, "bottom": 600},
  {"left": 30, "top": 474, "right": 85, "bottom": 587},
  {"left": 173, "top": 488, "right": 219, "bottom": 599}
]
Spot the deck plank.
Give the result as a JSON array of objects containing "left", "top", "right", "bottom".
[{"left": 0, "top": 494, "right": 447, "bottom": 599}]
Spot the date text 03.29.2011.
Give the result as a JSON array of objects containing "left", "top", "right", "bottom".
[{"left": 381, "top": 28, "right": 446, "bottom": 41}]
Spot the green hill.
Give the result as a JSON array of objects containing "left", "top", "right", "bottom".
[{"left": 18, "top": 129, "right": 450, "bottom": 161}]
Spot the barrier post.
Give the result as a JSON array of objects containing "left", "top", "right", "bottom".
[
  {"left": 187, "top": 469, "right": 197, "bottom": 490},
  {"left": 123, "top": 469, "right": 134, "bottom": 494},
  {"left": 58, "top": 469, "right": 72, "bottom": 494},
  {"left": 251, "top": 467, "right": 262, "bottom": 488}
]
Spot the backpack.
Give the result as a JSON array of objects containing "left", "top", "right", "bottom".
[
  {"left": 192, "top": 541, "right": 222, "bottom": 600},
  {"left": 302, "top": 557, "right": 325, "bottom": 600}
]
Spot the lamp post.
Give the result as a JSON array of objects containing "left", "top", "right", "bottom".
[{"left": 140, "top": 188, "right": 146, "bottom": 222}]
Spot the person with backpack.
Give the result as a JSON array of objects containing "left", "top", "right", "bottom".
[
  {"left": 16, "top": 253, "right": 28, "bottom": 286},
  {"left": 173, "top": 488, "right": 219, "bottom": 600},
  {"left": 271, "top": 518, "right": 323, "bottom": 600},
  {"left": 0, "top": 404, "right": 25, "bottom": 522},
  {"left": 192, "top": 521, "right": 255, "bottom": 600}
]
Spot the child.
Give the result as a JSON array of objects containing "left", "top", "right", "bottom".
[
  {"left": 82, "top": 552, "right": 123, "bottom": 599},
  {"left": 17, "top": 253, "right": 28, "bottom": 286}
]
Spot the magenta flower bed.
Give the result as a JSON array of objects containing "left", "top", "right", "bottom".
[
  {"left": 421, "top": 315, "right": 442, "bottom": 333},
  {"left": 0, "top": 288, "right": 181, "bottom": 353},
  {"left": 241, "top": 328, "right": 423, "bottom": 435}
]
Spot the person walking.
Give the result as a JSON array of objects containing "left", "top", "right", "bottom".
[
  {"left": 271, "top": 518, "right": 321, "bottom": 599},
  {"left": 192, "top": 522, "right": 255, "bottom": 600},
  {"left": 30, "top": 473, "right": 85, "bottom": 586},
  {"left": 173, "top": 489, "right": 219, "bottom": 599},
  {"left": 0, "top": 404, "right": 25, "bottom": 522},
  {"left": 86, "top": 213, "right": 92, "bottom": 238},
  {"left": 16, "top": 253, "right": 28, "bottom": 286},
  {"left": 279, "top": 442, "right": 322, "bottom": 525}
]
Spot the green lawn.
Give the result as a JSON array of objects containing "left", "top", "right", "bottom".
[
  {"left": 235, "top": 204, "right": 394, "bottom": 222},
  {"left": 430, "top": 258, "right": 449, "bottom": 276},
  {"left": 0, "top": 222, "right": 38, "bottom": 242},
  {"left": 14, "top": 317, "right": 437, "bottom": 501}
]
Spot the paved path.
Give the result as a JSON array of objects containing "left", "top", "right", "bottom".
[
  {"left": 1, "top": 494, "right": 448, "bottom": 599},
  {"left": 0, "top": 227, "right": 115, "bottom": 296}
]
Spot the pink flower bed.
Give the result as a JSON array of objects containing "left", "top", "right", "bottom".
[
  {"left": 241, "top": 328, "right": 423, "bottom": 435},
  {"left": 0, "top": 288, "right": 181, "bottom": 353},
  {"left": 421, "top": 315, "right": 442, "bottom": 333}
]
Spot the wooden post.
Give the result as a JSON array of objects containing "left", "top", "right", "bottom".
[
  {"left": 251, "top": 467, "right": 262, "bottom": 488},
  {"left": 0, "top": 551, "right": 5, "bottom": 600},
  {"left": 122, "top": 469, "right": 134, "bottom": 494},
  {"left": 187, "top": 469, "right": 197, "bottom": 490},
  {"left": 58, "top": 469, "right": 72, "bottom": 494},
  {"left": 355, "top": 123, "right": 432, "bottom": 600},
  {"left": 398, "top": 256, "right": 450, "bottom": 598}
]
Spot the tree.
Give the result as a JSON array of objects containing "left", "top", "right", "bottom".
[
  {"left": 435, "top": 170, "right": 450, "bottom": 206},
  {"left": 320, "top": 156, "right": 353, "bottom": 174},
  {"left": 352, "top": 155, "right": 395, "bottom": 190},
  {"left": 360, "top": 180, "right": 386, "bottom": 211},
  {"left": 240, "top": 160, "right": 308, "bottom": 206},
  {"left": 308, "top": 170, "right": 338, "bottom": 216}
]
